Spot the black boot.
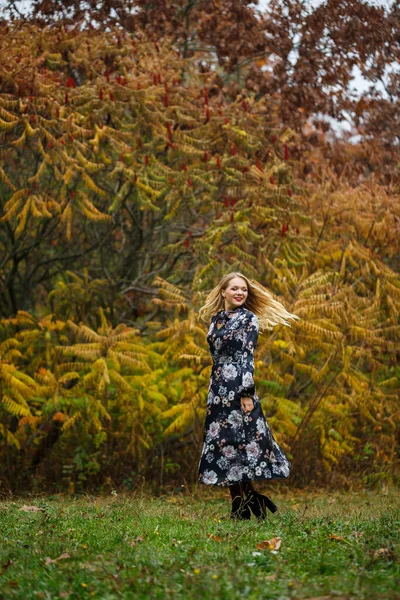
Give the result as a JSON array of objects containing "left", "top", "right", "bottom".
[
  {"left": 229, "top": 483, "right": 251, "bottom": 520},
  {"left": 243, "top": 482, "right": 278, "bottom": 521}
]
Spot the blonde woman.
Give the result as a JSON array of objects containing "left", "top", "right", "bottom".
[{"left": 197, "top": 272, "right": 299, "bottom": 520}]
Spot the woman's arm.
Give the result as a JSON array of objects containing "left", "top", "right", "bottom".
[{"left": 240, "top": 312, "right": 259, "bottom": 411}]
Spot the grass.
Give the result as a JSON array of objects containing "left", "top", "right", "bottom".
[{"left": 0, "top": 486, "right": 399, "bottom": 599}]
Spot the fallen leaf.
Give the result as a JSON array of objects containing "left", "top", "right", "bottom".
[
  {"left": 372, "top": 547, "right": 397, "bottom": 561},
  {"left": 265, "top": 574, "right": 277, "bottom": 580},
  {"left": 130, "top": 535, "right": 144, "bottom": 546},
  {"left": 2, "top": 559, "right": 12, "bottom": 570},
  {"left": 19, "top": 505, "right": 43, "bottom": 513},
  {"left": 352, "top": 531, "right": 365, "bottom": 538},
  {"left": 328, "top": 534, "right": 345, "bottom": 541},
  {"left": 256, "top": 536, "right": 282, "bottom": 550},
  {"left": 45, "top": 552, "right": 71, "bottom": 565},
  {"left": 207, "top": 533, "right": 223, "bottom": 542}
]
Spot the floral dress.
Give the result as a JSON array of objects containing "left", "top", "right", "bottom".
[{"left": 198, "top": 305, "right": 291, "bottom": 486}]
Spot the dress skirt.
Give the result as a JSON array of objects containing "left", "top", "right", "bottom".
[{"left": 197, "top": 305, "right": 291, "bottom": 487}]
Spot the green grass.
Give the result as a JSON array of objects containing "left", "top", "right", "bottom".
[{"left": 0, "top": 487, "right": 399, "bottom": 599}]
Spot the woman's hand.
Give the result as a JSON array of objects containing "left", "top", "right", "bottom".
[{"left": 241, "top": 396, "right": 254, "bottom": 413}]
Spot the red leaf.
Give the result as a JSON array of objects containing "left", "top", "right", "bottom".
[
  {"left": 230, "top": 212, "right": 234, "bottom": 222},
  {"left": 216, "top": 156, "right": 221, "bottom": 169},
  {"left": 66, "top": 76, "right": 76, "bottom": 88},
  {"left": 205, "top": 108, "right": 210, "bottom": 122},
  {"left": 64, "top": 92, "right": 69, "bottom": 104},
  {"left": 288, "top": 188, "right": 293, "bottom": 197},
  {"left": 203, "top": 151, "right": 208, "bottom": 163},
  {"left": 203, "top": 90, "right": 209, "bottom": 106},
  {"left": 269, "top": 176, "right": 275, "bottom": 185},
  {"left": 231, "top": 143, "right": 237, "bottom": 156},
  {"left": 164, "top": 94, "right": 169, "bottom": 108},
  {"left": 144, "top": 155, "right": 149, "bottom": 165},
  {"left": 187, "top": 178, "right": 193, "bottom": 187},
  {"left": 255, "top": 159, "right": 262, "bottom": 172},
  {"left": 271, "top": 135, "right": 277, "bottom": 143},
  {"left": 99, "top": 88, "right": 103, "bottom": 100},
  {"left": 138, "top": 136, "right": 143, "bottom": 149},
  {"left": 182, "top": 164, "right": 188, "bottom": 172},
  {"left": 242, "top": 100, "right": 247, "bottom": 112},
  {"left": 109, "top": 91, "right": 115, "bottom": 101},
  {"left": 284, "top": 144, "right": 289, "bottom": 160}
]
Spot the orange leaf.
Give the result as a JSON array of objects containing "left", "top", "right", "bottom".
[
  {"left": 328, "top": 534, "right": 345, "bottom": 541},
  {"left": 207, "top": 533, "right": 223, "bottom": 542},
  {"left": 256, "top": 536, "right": 281, "bottom": 550}
]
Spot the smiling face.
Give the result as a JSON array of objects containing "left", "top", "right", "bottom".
[{"left": 221, "top": 276, "right": 248, "bottom": 311}]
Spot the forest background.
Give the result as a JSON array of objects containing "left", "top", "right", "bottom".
[{"left": 0, "top": 0, "right": 399, "bottom": 496}]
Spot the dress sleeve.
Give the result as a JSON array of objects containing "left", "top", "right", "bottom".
[{"left": 240, "top": 312, "right": 259, "bottom": 399}]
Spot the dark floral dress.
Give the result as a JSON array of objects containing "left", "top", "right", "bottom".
[{"left": 198, "top": 305, "right": 291, "bottom": 487}]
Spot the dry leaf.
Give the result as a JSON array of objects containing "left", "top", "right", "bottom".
[
  {"left": 265, "top": 574, "right": 277, "bottom": 580},
  {"left": 45, "top": 552, "right": 71, "bottom": 565},
  {"left": 256, "top": 536, "right": 282, "bottom": 550},
  {"left": 207, "top": 533, "right": 223, "bottom": 542},
  {"left": 328, "top": 534, "right": 345, "bottom": 541},
  {"left": 19, "top": 505, "right": 43, "bottom": 513},
  {"left": 352, "top": 531, "right": 365, "bottom": 538},
  {"left": 373, "top": 547, "right": 397, "bottom": 560},
  {"left": 8, "top": 580, "right": 19, "bottom": 588},
  {"left": 130, "top": 535, "right": 144, "bottom": 546}
]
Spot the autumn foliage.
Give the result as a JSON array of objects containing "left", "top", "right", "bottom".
[{"left": 0, "top": 17, "right": 399, "bottom": 493}]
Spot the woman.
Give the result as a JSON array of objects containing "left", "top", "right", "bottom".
[{"left": 197, "top": 272, "right": 299, "bottom": 521}]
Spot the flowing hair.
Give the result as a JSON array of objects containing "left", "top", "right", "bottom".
[{"left": 198, "top": 271, "right": 299, "bottom": 332}]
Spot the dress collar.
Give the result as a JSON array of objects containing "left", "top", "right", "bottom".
[{"left": 217, "top": 305, "right": 246, "bottom": 318}]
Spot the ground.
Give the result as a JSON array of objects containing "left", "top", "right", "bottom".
[{"left": 0, "top": 486, "right": 399, "bottom": 599}]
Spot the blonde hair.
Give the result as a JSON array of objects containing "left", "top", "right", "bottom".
[{"left": 198, "top": 271, "right": 299, "bottom": 332}]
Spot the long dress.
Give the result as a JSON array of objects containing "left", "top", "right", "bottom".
[{"left": 198, "top": 304, "right": 291, "bottom": 486}]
